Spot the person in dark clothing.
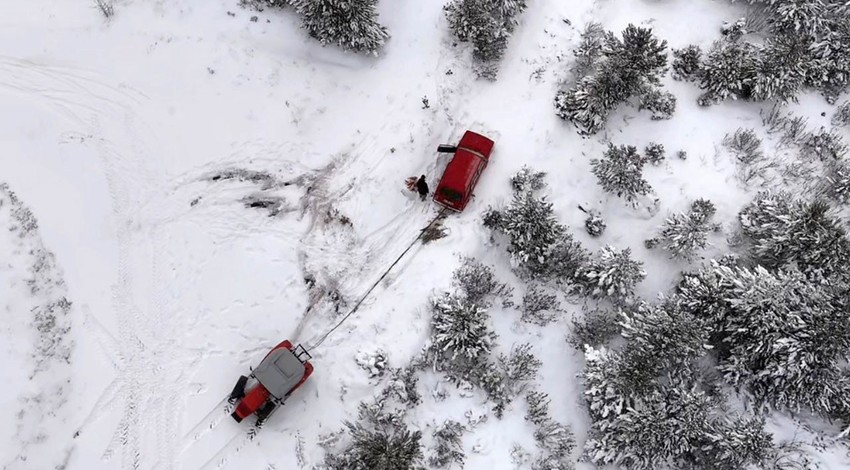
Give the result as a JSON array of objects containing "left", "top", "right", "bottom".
[{"left": 416, "top": 175, "right": 429, "bottom": 201}]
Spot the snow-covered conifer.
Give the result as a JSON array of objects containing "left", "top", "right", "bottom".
[
  {"left": 555, "top": 25, "right": 669, "bottom": 134},
  {"left": 654, "top": 198, "right": 720, "bottom": 259},
  {"left": 324, "top": 417, "right": 423, "bottom": 470},
  {"left": 577, "top": 246, "right": 646, "bottom": 303},
  {"left": 568, "top": 307, "right": 621, "bottom": 349},
  {"left": 643, "top": 142, "right": 665, "bottom": 165},
  {"left": 739, "top": 191, "right": 850, "bottom": 275},
  {"left": 671, "top": 45, "right": 702, "bottom": 81},
  {"left": 720, "top": 17, "right": 747, "bottom": 41},
  {"left": 444, "top": 0, "right": 528, "bottom": 78},
  {"left": 638, "top": 88, "right": 676, "bottom": 120},
  {"left": 521, "top": 283, "right": 561, "bottom": 326},
  {"left": 590, "top": 144, "right": 652, "bottom": 204},
  {"left": 823, "top": 158, "right": 850, "bottom": 204},
  {"left": 452, "top": 257, "right": 511, "bottom": 307},
  {"left": 572, "top": 22, "right": 605, "bottom": 78},
  {"left": 293, "top": 0, "right": 389, "bottom": 54},
  {"left": 525, "top": 390, "right": 551, "bottom": 426},
  {"left": 800, "top": 127, "right": 847, "bottom": 161},
  {"left": 697, "top": 40, "right": 757, "bottom": 105},
  {"left": 583, "top": 212, "right": 606, "bottom": 237},
  {"left": 428, "top": 420, "right": 465, "bottom": 468},
  {"left": 723, "top": 128, "right": 763, "bottom": 164},
  {"left": 425, "top": 293, "right": 496, "bottom": 380},
  {"left": 833, "top": 100, "right": 850, "bottom": 127},
  {"left": 484, "top": 190, "right": 566, "bottom": 278},
  {"left": 510, "top": 165, "right": 547, "bottom": 193}
]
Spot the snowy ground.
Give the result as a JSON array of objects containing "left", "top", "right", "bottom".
[{"left": 1, "top": 0, "right": 849, "bottom": 469}]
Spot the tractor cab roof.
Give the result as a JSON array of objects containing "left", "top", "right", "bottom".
[{"left": 254, "top": 348, "right": 306, "bottom": 399}]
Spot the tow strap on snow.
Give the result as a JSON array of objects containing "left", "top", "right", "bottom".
[{"left": 304, "top": 207, "right": 448, "bottom": 352}]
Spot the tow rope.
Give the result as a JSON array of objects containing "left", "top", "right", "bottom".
[{"left": 304, "top": 207, "right": 448, "bottom": 351}]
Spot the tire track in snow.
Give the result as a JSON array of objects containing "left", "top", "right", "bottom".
[{"left": 0, "top": 56, "right": 195, "bottom": 470}]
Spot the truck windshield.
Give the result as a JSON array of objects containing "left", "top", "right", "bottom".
[{"left": 441, "top": 188, "right": 463, "bottom": 202}]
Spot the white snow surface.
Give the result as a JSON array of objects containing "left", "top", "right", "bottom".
[{"left": 0, "top": 0, "right": 848, "bottom": 469}]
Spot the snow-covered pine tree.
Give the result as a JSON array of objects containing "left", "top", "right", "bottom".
[
  {"left": 833, "top": 100, "right": 850, "bottom": 127},
  {"left": 425, "top": 293, "right": 496, "bottom": 381},
  {"left": 800, "top": 127, "right": 848, "bottom": 161},
  {"left": 293, "top": 0, "right": 389, "bottom": 54},
  {"left": 521, "top": 283, "right": 561, "bottom": 326},
  {"left": 591, "top": 144, "right": 652, "bottom": 204},
  {"left": 705, "top": 264, "right": 850, "bottom": 418},
  {"left": 637, "top": 87, "right": 677, "bottom": 120},
  {"left": 583, "top": 211, "right": 606, "bottom": 237},
  {"left": 568, "top": 307, "right": 621, "bottom": 349},
  {"left": 824, "top": 158, "right": 850, "bottom": 204},
  {"left": 618, "top": 301, "right": 710, "bottom": 393},
  {"left": 697, "top": 39, "right": 757, "bottom": 106},
  {"left": 671, "top": 44, "right": 702, "bottom": 81},
  {"left": 643, "top": 142, "right": 665, "bottom": 165},
  {"left": 452, "top": 257, "right": 512, "bottom": 307},
  {"left": 428, "top": 420, "right": 465, "bottom": 468},
  {"left": 483, "top": 190, "right": 566, "bottom": 278},
  {"left": 739, "top": 191, "right": 850, "bottom": 275},
  {"left": 555, "top": 24, "right": 669, "bottom": 134},
  {"left": 510, "top": 165, "right": 547, "bottom": 193},
  {"left": 749, "top": 34, "right": 808, "bottom": 102},
  {"left": 525, "top": 390, "right": 551, "bottom": 426},
  {"left": 654, "top": 198, "right": 720, "bottom": 259},
  {"left": 572, "top": 22, "right": 606, "bottom": 78},
  {"left": 577, "top": 246, "right": 646, "bottom": 303},
  {"left": 324, "top": 415, "right": 424, "bottom": 470},
  {"left": 443, "top": 0, "right": 528, "bottom": 78}
]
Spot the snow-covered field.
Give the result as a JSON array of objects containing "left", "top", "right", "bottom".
[{"left": 1, "top": 0, "right": 849, "bottom": 469}]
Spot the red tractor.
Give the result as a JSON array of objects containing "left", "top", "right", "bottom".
[{"left": 228, "top": 340, "right": 314, "bottom": 425}]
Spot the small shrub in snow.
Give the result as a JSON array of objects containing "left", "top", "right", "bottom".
[
  {"left": 293, "top": 0, "right": 389, "bottom": 54},
  {"left": 525, "top": 390, "right": 575, "bottom": 466},
  {"left": 720, "top": 17, "right": 747, "bottom": 41},
  {"left": 555, "top": 24, "right": 669, "bottom": 135},
  {"left": 739, "top": 191, "right": 850, "bottom": 275},
  {"left": 676, "top": 150, "right": 687, "bottom": 160},
  {"left": 452, "top": 257, "right": 512, "bottom": 307},
  {"left": 381, "top": 366, "right": 422, "bottom": 409},
  {"left": 823, "top": 159, "right": 850, "bottom": 204},
  {"left": 799, "top": 127, "right": 847, "bottom": 161},
  {"left": 723, "top": 128, "right": 764, "bottom": 164},
  {"left": 832, "top": 100, "right": 850, "bottom": 127},
  {"left": 545, "top": 236, "right": 591, "bottom": 284},
  {"left": 643, "top": 142, "right": 665, "bottom": 165},
  {"left": 355, "top": 348, "right": 388, "bottom": 378},
  {"left": 497, "top": 343, "right": 541, "bottom": 395},
  {"left": 671, "top": 45, "right": 702, "bottom": 81},
  {"left": 637, "top": 88, "right": 676, "bottom": 120},
  {"left": 521, "top": 283, "right": 561, "bottom": 326},
  {"left": 643, "top": 237, "right": 659, "bottom": 249},
  {"left": 525, "top": 390, "right": 551, "bottom": 426},
  {"left": 429, "top": 420, "right": 465, "bottom": 468},
  {"left": 95, "top": 0, "right": 114, "bottom": 18},
  {"left": 583, "top": 212, "right": 605, "bottom": 237},
  {"left": 577, "top": 246, "right": 646, "bottom": 303},
  {"left": 654, "top": 198, "right": 720, "bottom": 260},
  {"left": 510, "top": 165, "right": 547, "bottom": 193},
  {"left": 572, "top": 22, "right": 606, "bottom": 78},
  {"left": 590, "top": 144, "right": 653, "bottom": 204},
  {"left": 533, "top": 420, "right": 574, "bottom": 460},
  {"left": 568, "top": 307, "right": 621, "bottom": 349}
]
